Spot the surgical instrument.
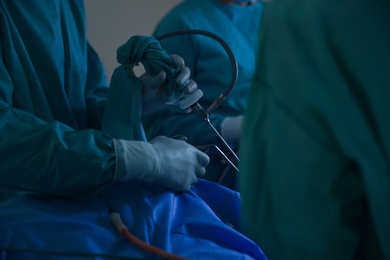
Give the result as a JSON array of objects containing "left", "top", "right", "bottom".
[
  {"left": 172, "top": 135, "right": 239, "bottom": 173},
  {"left": 196, "top": 144, "right": 240, "bottom": 173},
  {"left": 156, "top": 30, "right": 240, "bottom": 163}
]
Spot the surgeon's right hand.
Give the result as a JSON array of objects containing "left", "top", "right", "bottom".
[
  {"left": 141, "top": 54, "right": 202, "bottom": 116},
  {"left": 114, "top": 136, "right": 210, "bottom": 191}
]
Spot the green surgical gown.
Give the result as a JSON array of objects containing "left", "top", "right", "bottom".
[
  {"left": 142, "top": 0, "right": 266, "bottom": 148},
  {"left": 0, "top": 0, "right": 117, "bottom": 201},
  {"left": 240, "top": 0, "right": 390, "bottom": 259}
]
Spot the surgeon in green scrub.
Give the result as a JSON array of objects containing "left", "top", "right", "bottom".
[
  {"left": 239, "top": 0, "right": 390, "bottom": 259},
  {"left": 0, "top": 0, "right": 209, "bottom": 201},
  {"left": 142, "top": 0, "right": 267, "bottom": 186}
]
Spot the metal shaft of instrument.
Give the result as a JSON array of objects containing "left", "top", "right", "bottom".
[
  {"left": 192, "top": 103, "right": 240, "bottom": 162},
  {"left": 205, "top": 119, "right": 240, "bottom": 162}
]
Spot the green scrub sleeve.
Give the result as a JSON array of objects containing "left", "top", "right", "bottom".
[
  {"left": 0, "top": 1, "right": 116, "bottom": 201},
  {"left": 0, "top": 102, "right": 117, "bottom": 200}
]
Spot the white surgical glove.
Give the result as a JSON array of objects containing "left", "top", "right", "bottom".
[
  {"left": 221, "top": 115, "right": 244, "bottom": 146},
  {"left": 141, "top": 54, "right": 202, "bottom": 116},
  {"left": 114, "top": 136, "right": 210, "bottom": 191}
]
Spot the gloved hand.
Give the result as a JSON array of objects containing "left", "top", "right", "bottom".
[
  {"left": 114, "top": 136, "right": 210, "bottom": 191},
  {"left": 141, "top": 54, "right": 203, "bottom": 116},
  {"left": 221, "top": 115, "right": 244, "bottom": 146}
]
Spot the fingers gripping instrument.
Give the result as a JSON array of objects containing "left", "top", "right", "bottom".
[{"left": 155, "top": 30, "right": 240, "bottom": 162}]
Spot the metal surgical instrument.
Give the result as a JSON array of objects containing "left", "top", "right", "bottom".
[
  {"left": 156, "top": 30, "right": 240, "bottom": 163},
  {"left": 196, "top": 144, "right": 240, "bottom": 173}
]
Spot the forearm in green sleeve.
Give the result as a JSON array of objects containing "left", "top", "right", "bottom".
[{"left": 0, "top": 103, "right": 117, "bottom": 200}]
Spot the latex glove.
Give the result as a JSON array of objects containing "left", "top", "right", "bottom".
[
  {"left": 221, "top": 115, "right": 244, "bottom": 146},
  {"left": 114, "top": 136, "right": 210, "bottom": 191},
  {"left": 141, "top": 54, "right": 202, "bottom": 116}
]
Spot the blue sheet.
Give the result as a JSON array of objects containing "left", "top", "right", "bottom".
[{"left": 0, "top": 179, "right": 266, "bottom": 260}]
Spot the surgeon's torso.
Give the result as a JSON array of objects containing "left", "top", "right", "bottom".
[{"left": 0, "top": 0, "right": 89, "bottom": 129}]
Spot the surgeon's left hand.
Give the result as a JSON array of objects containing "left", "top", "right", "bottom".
[{"left": 141, "top": 54, "right": 201, "bottom": 116}]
